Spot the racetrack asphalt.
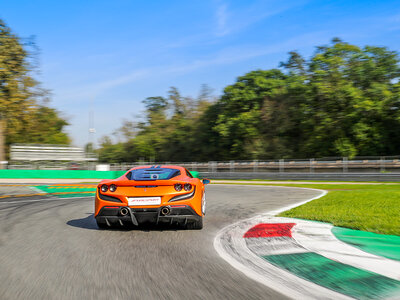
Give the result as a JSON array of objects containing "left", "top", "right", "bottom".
[{"left": 0, "top": 184, "right": 319, "bottom": 300}]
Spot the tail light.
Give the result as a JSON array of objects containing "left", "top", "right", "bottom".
[
  {"left": 109, "top": 184, "right": 117, "bottom": 192},
  {"left": 184, "top": 183, "right": 192, "bottom": 191},
  {"left": 174, "top": 183, "right": 183, "bottom": 191},
  {"left": 100, "top": 184, "right": 108, "bottom": 192}
]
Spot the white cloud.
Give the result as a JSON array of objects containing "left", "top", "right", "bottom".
[
  {"left": 214, "top": 0, "right": 309, "bottom": 38},
  {"left": 216, "top": 3, "right": 230, "bottom": 37}
]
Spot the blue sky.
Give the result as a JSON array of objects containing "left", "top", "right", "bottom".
[{"left": 1, "top": 0, "right": 400, "bottom": 147}]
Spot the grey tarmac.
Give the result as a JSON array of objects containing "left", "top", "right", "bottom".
[{"left": 0, "top": 184, "right": 319, "bottom": 300}]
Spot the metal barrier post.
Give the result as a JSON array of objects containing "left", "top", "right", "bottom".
[
  {"left": 253, "top": 160, "right": 258, "bottom": 172},
  {"left": 380, "top": 156, "right": 385, "bottom": 172},
  {"left": 279, "top": 159, "right": 284, "bottom": 173},
  {"left": 310, "top": 158, "right": 314, "bottom": 173},
  {"left": 209, "top": 161, "right": 217, "bottom": 173},
  {"left": 230, "top": 160, "right": 234, "bottom": 173},
  {"left": 343, "top": 157, "right": 348, "bottom": 173}
]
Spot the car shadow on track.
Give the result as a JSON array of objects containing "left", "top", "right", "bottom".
[
  {"left": 67, "top": 214, "right": 99, "bottom": 230},
  {"left": 67, "top": 214, "right": 190, "bottom": 232}
]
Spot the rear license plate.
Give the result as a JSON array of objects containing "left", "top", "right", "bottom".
[{"left": 128, "top": 197, "right": 161, "bottom": 206}]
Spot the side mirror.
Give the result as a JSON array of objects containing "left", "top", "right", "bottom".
[{"left": 202, "top": 178, "right": 210, "bottom": 185}]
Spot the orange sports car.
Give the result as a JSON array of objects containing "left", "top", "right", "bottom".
[{"left": 94, "top": 165, "right": 209, "bottom": 229}]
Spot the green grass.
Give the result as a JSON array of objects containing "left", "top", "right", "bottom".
[
  {"left": 212, "top": 181, "right": 400, "bottom": 235},
  {"left": 277, "top": 184, "right": 400, "bottom": 236}
]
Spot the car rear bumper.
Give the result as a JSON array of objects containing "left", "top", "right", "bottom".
[{"left": 95, "top": 205, "right": 201, "bottom": 227}]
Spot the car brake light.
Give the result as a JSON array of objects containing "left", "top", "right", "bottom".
[{"left": 109, "top": 184, "right": 117, "bottom": 192}]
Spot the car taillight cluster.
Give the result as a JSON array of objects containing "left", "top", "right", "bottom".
[
  {"left": 174, "top": 183, "right": 192, "bottom": 191},
  {"left": 174, "top": 183, "right": 182, "bottom": 191},
  {"left": 100, "top": 184, "right": 117, "bottom": 192}
]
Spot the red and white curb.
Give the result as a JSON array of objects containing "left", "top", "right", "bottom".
[
  {"left": 213, "top": 187, "right": 400, "bottom": 299},
  {"left": 214, "top": 218, "right": 350, "bottom": 299}
]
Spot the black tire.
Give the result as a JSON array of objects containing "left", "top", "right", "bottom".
[
  {"left": 187, "top": 217, "right": 203, "bottom": 230},
  {"left": 96, "top": 219, "right": 108, "bottom": 229}
]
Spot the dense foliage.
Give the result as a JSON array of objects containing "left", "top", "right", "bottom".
[
  {"left": 98, "top": 39, "right": 400, "bottom": 162},
  {"left": 0, "top": 19, "right": 69, "bottom": 158}
]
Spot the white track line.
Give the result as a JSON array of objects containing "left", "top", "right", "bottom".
[{"left": 266, "top": 188, "right": 327, "bottom": 216}]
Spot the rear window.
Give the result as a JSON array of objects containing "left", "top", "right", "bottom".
[{"left": 127, "top": 168, "right": 181, "bottom": 181}]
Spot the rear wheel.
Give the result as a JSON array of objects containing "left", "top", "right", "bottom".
[
  {"left": 202, "top": 193, "right": 206, "bottom": 215},
  {"left": 187, "top": 217, "right": 203, "bottom": 230}
]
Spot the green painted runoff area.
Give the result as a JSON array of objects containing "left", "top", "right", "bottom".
[
  {"left": 332, "top": 227, "right": 400, "bottom": 261},
  {"left": 34, "top": 185, "right": 96, "bottom": 198},
  {"left": 264, "top": 252, "right": 400, "bottom": 299},
  {"left": 0, "top": 170, "right": 125, "bottom": 179}
]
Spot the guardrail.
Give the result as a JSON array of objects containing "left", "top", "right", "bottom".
[
  {"left": 3, "top": 157, "right": 400, "bottom": 181},
  {"left": 5, "top": 157, "right": 400, "bottom": 172},
  {"left": 107, "top": 157, "right": 400, "bottom": 173}
]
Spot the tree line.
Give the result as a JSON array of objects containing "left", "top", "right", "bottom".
[
  {"left": 0, "top": 19, "right": 69, "bottom": 159},
  {"left": 98, "top": 38, "right": 400, "bottom": 162}
]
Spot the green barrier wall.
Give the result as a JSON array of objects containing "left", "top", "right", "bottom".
[
  {"left": 0, "top": 170, "right": 126, "bottom": 179},
  {"left": 190, "top": 171, "right": 200, "bottom": 178}
]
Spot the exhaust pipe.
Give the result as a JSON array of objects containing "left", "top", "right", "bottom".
[
  {"left": 160, "top": 206, "right": 171, "bottom": 216},
  {"left": 120, "top": 207, "right": 129, "bottom": 216}
]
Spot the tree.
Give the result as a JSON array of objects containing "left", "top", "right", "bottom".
[
  {"left": 114, "top": 119, "right": 136, "bottom": 142},
  {"left": 0, "top": 19, "right": 69, "bottom": 158},
  {"left": 97, "top": 136, "right": 126, "bottom": 163},
  {"left": 168, "top": 87, "right": 185, "bottom": 115},
  {"left": 143, "top": 96, "right": 168, "bottom": 113},
  {"left": 213, "top": 69, "right": 287, "bottom": 159},
  {"left": 0, "top": 19, "right": 36, "bottom": 146},
  {"left": 302, "top": 39, "right": 400, "bottom": 157}
]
